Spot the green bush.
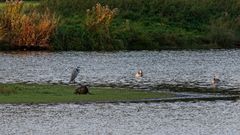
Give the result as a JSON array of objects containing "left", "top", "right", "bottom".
[
  {"left": 206, "top": 17, "right": 237, "bottom": 48},
  {"left": 30, "top": 0, "right": 240, "bottom": 50}
]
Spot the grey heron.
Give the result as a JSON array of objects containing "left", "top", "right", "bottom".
[
  {"left": 135, "top": 69, "right": 143, "bottom": 78},
  {"left": 69, "top": 66, "right": 80, "bottom": 83}
]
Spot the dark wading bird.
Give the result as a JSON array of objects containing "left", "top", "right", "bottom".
[
  {"left": 69, "top": 67, "right": 80, "bottom": 83},
  {"left": 135, "top": 69, "right": 143, "bottom": 78},
  {"left": 75, "top": 84, "right": 92, "bottom": 95}
]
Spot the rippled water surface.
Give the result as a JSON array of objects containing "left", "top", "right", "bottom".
[
  {"left": 0, "top": 101, "right": 240, "bottom": 135},
  {"left": 1, "top": 50, "right": 240, "bottom": 88},
  {"left": 1, "top": 51, "right": 240, "bottom": 134}
]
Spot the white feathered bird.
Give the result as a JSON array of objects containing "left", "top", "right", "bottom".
[{"left": 135, "top": 69, "right": 143, "bottom": 78}]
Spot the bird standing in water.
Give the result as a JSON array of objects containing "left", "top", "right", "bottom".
[
  {"left": 211, "top": 75, "right": 220, "bottom": 88},
  {"left": 135, "top": 69, "right": 143, "bottom": 78},
  {"left": 69, "top": 67, "right": 80, "bottom": 83}
]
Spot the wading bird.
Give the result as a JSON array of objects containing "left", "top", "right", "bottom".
[
  {"left": 69, "top": 66, "right": 80, "bottom": 83},
  {"left": 211, "top": 75, "right": 220, "bottom": 88}
]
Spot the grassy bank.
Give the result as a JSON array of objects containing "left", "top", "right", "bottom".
[
  {"left": 0, "top": 83, "right": 174, "bottom": 104},
  {"left": 40, "top": 0, "right": 240, "bottom": 51},
  {"left": 1, "top": 0, "right": 240, "bottom": 51}
]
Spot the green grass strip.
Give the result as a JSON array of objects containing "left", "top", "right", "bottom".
[{"left": 0, "top": 83, "right": 175, "bottom": 104}]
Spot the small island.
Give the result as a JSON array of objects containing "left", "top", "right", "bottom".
[{"left": 0, "top": 83, "right": 175, "bottom": 104}]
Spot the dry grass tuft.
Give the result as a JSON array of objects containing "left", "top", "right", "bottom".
[{"left": 0, "top": 87, "right": 16, "bottom": 95}]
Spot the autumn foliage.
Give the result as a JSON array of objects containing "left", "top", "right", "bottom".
[
  {"left": 84, "top": 3, "right": 118, "bottom": 50},
  {"left": 0, "top": 0, "right": 58, "bottom": 49},
  {"left": 86, "top": 3, "right": 118, "bottom": 35}
]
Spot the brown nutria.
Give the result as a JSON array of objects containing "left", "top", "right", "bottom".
[{"left": 74, "top": 84, "right": 91, "bottom": 95}]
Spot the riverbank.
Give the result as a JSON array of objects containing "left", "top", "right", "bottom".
[
  {"left": 0, "top": 83, "right": 175, "bottom": 104},
  {"left": 0, "top": 0, "right": 240, "bottom": 51}
]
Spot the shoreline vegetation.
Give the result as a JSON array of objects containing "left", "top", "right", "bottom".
[
  {"left": 0, "top": 83, "right": 175, "bottom": 104},
  {"left": 0, "top": 0, "right": 240, "bottom": 51}
]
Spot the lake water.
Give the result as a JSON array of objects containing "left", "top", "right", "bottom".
[
  {"left": 1, "top": 50, "right": 240, "bottom": 89},
  {"left": 1, "top": 50, "right": 240, "bottom": 135},
  {"left": 0, "top": 101, "right": 240, "bottom": 135}
]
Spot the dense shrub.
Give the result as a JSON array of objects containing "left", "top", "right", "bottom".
[
  {"left": 84, "top": 3, "right": 118, "bottom": 50},
  {"left": 0, "top": 1, "right": 58, "bottom": 50},
  {"left": 1, "top": 0, "right": 239, "bottom": 50},
  {"left": 41, "top": 0, "right": 240, "bottom": 28},
  {"left": 206, "top": 17, "right": 237, "bottom": 48},
  {"left": 37, "top": 0, "right": 240, "bottom": 50}
]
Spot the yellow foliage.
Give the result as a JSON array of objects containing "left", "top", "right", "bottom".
[
  {"left": 85, "top": 3, "right": 118, "bottom": 34},
  {"left": 0, "top": 1, "right": 58, "bottom": 49}
]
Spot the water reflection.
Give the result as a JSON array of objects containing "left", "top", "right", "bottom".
[{"left": 1, "top": 50, "right": 240, "bottom": 89}]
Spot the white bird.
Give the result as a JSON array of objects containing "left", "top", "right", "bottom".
[
  {"left": 135, "top": 69, "right": 143, "bottom": 78},
  {"left": 69, "top": 67, "right": 80, "bottom": 83},
  {"left": 211, "top": 75, "right": 220, "bottom": 88}
]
